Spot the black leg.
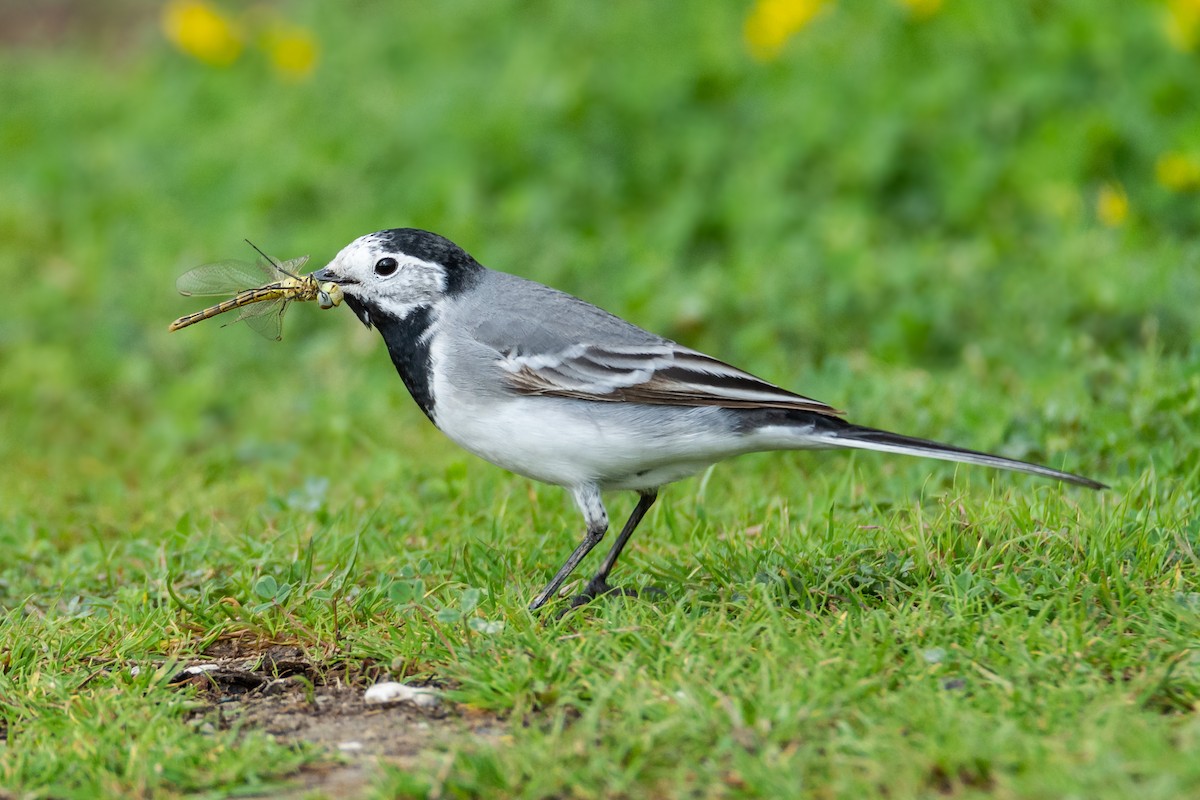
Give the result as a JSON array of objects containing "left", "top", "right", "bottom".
[
  {"left": 528, "top": 519, "right": 608, "bottom": 611},
  {"left": 570, "top": 491, "right": 657, "bottom": 608},
  {"left": 528, "top": 486, "right": 609, "bottom": 611}
]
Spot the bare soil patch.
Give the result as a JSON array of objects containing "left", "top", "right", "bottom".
[{"left": 173, "top": 638, "right": 505, "bottom": 798}]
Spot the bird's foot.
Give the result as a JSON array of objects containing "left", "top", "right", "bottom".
[
  {"left": 566, "top": 577, "right": 637, "bottom": 609},
  {"left": 540, "top": 580, "right": 664, "bottom": 619}
]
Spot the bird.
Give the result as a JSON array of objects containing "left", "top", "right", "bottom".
[{"left": 311, "top": 228, "right": 1105, "bottom": 611}]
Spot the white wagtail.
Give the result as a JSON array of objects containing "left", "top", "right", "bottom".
[{"left": 311, "top": 228, "right": 1105, "bottom": 611}]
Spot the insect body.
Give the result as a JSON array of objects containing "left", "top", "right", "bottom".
[{"left": 169, "top": 248, "right": 342, "bottom": 340}]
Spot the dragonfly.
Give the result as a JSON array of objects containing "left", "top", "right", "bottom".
[{"left": 168, "top": 243, "right": 343, "bottom": 341}]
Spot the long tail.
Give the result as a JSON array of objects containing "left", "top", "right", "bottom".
[{"left": 815, "top": 420, "right": 1107, "bottom": 490}]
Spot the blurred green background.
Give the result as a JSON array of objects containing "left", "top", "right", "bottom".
[
  {"left": 2, "top": 0, "right": 1199, "bottom": 796},
  {"left": 3, "top": 1, "right": 1198, "bottom": 469},
  {"left": 3, "top": 0, "right": 1198, "bottom": 523}
]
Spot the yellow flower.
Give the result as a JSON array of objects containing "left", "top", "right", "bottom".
[
  {"left": 1164, "top": 0, "right": 1200, "bottom": 52},
  {"left": 744, "top": 0, "right": 831, "bottom": 61},
  {"left": 1156, "top": 152, "right": 1200, "bottom": 192},
  {"left": 263, "top": 23, "right": 319, "bottom": 81},
  {"left": 1096, "top": 182, "right": 1129, "bottom": 228},
  {"left": 897, "top": 0, "right": 943, "bottom": 19},
  {"left": 162, "top": 0, "right": 243, "bottom": 67},
  {"left": 1165, "top": 0, "right": 1200, "bottom": 50}
]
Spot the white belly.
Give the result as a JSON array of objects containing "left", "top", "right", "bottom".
[{"left": 430, "top": 386, "right": 746, "bottom": 491}]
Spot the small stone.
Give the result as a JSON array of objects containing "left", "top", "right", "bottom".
[
  {"left": 363, "top": 681, "right": 441, "bottom": 708},
  {"left": 182, "top": 664, "right": 220, "bottom": 676},
  {"left": 337, "top": 741, "right": 364, "bottom": 751},
  {"left": 410, "top": 691, "right": 440, "bottom": 709}
]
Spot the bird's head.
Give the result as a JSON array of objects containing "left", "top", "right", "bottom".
[{"left": 312, "top": 228, "right": 484, "bottom": 328}]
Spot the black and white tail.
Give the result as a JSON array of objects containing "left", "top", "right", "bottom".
[{"left": 818, "top": 421, "right": 1106, "bottom": 490}]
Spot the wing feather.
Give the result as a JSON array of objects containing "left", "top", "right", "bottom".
[{"left": 500, "top": 343, "right": 841, "bottom": 416}]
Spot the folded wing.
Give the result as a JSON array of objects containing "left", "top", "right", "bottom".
[{"left": 499, "top": 343, "right": 841, "bottom": 415}]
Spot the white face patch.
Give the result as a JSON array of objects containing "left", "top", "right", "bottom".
[{"left": 323, "top": 234, "right": 449, "bottom": 320}]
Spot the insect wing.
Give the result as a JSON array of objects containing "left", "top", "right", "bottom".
[
  {"left": 272, "top": 255, "right": 310, "bottom": 279},
  {"left": 233, "top": 297, "right": 289, "bottom": 341},
  {"left": 175, "top": 255, "right": 309, "bottom": 297},
  {"left": 176, "top": 259, "right": 278, "bottom": 297}
]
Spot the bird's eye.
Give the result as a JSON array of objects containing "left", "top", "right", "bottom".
[{"left": 374, "top": 257, "right": 399, "bottom": 277}]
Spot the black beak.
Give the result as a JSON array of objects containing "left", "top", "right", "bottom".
[{"left": 310, "top": 267, "right": 342, "bottom": 283}]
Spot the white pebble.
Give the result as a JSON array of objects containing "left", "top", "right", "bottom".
[
  {"left": 363, "top": 681, "right": 440, "bottom": 708},
  {"left": 337, "top": 741, "right": 364, "bottom": 751},
  {"left": 182, "top": 664, "right": 220, "bottom": 675}
]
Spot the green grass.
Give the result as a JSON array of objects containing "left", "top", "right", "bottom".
[{"left": 1, "top": 1, "right": 1198, "bottom": 797}]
